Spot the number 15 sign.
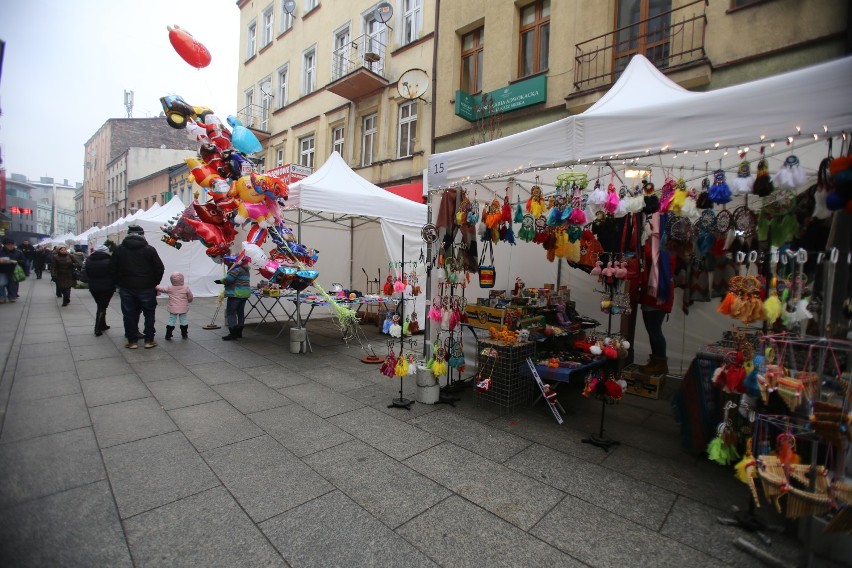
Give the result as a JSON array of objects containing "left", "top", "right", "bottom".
[{"left": 427, "top": 155, "right": 448, "bottom": 187}]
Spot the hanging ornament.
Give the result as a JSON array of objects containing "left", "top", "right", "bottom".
[
  {"left": 514, "top": 195, "right": 524, "bottom": 223},
  {"left": 709, "top": 169, "right": 732, "bottom": 204},
  {"left": 772, "top": 154, "right": 808, "bottom": 189},
  {"left": 752, "top": 157, "right": 775, "bottom": 197},
  {"left": 587, "top": 179, "right": 607, "bottom": 215},
  {"left": 730, "top": 160, "right": 755, "bottom": 195},
  {"left": 526, "top": 183, "right": 545, "bottom": 218}
]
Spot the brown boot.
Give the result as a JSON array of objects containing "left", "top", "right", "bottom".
[{"left": 639, "top": 355, "right": 668, "bottom": 375}]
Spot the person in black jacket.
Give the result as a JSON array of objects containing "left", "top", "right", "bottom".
[
  {"left": 85, "top": 245, "right": 116, "bottom": 336},
  {"left": 32, "top": 245, "right": 48, "bottom": 279},
  {"left": 110, "top": 225, "right": 165, "bottom": 349},
  {"left": 0, "top": 237, "right": 26, "bottom": 303}
]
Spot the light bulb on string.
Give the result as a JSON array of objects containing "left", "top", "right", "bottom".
[
  {"left": 823, "top": 125, "right": 828, "bottom": 133},
  {"left": 704, "top": 149, "right": 710, "bottom": 154},
  {"left": 743, "top": 147, "right": 749, "bottom": 153},
  {"left": 714, "top": 143, "right": 720, "bottom": 148},
  {"left": 760, "top": 135, "right": 766, "bottom": 141},
  {"left": 813, "top": 134, "right": 819, "bottom": 140}
]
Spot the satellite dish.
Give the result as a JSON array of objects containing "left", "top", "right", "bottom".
[
  {"left": 396, "top": 68, "right": 429, "bottom": 100},
  {"left": 283, "top": 0, "right": 296, "bottom": 14},
  {"left": 375, "top": 2, "right": 393, "bottom": 23}
]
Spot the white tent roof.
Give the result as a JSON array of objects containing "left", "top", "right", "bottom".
[
  {"left": 288, "top": 151, "right": 428, "bottom": 225},
  {"left": 428, "top": 54, "right": 852, "bottom": 188}
]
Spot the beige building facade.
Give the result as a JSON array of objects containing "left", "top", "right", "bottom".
[
  {"left": 236, "top": 0, "right": 434, "bottom": 195},
  {"left": 433, "top": 0, "right": 850, "bottom": 153}
]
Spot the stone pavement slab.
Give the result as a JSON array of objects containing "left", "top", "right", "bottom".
[
  {"left": 17, "top": 341, "right": 70, "bottom": 360},
  {"left": 211, "top": 379, "right": 292, "bottom": 414},
  {"left": 0, "top": 480, "right": 132, "bottom": 567},
  {"left": 530, "top": 494, "right": 725, "bottom": 568},
  {"left": 124, "top": 486, "right": 286, "bottom": 568},
  {"left": 90, "top": 396, "right": 178, "bottom": 448},
  {"left": 12, "top": 356, "right": 70, "bottom": 378},
  {"left": 245, "top": 363, "right": 311, "bottom": 389},
  {"left": 134, "top": 357, "right": 197, "bottom": 383},
  {"left": 8, "top": 370, "right": 81, "bottom": 402},
  {"left": 328, "top": 406, "right": 442, "bottom": 460},
  {"left": 0, "top": 393, "right": 90, "bottom": 443},
  {"left": 279, "top": 380, "right": 365, "bottom": 418},
  {"left": 75, "top": 356, "right": 133, "bottom": 380},
  {"left": 397, "top": 495, "right": 582, "bottom": 568},
  {"left": 299, "top": 364, "right": 374, "bottom": 392},
  {"left": 260, "top": 490, "right": 438, "bottom": 568},
  {"left": 202, "top": 435, "right": 333, "bottom": 523},
  {"left": 304, "top": 439, "right": 451, "bottom": 529},
  {"left": 405, "top": 442, "right": 564, "bottom": 531},
  {"left": 146, "top": 375, "right": 221, "bottom": 410},
  {"left": 168, "top": 399, "right": 263, "bottom": 452},
  {"left": 80, "top": 373, "right": 149, "bottom": 407},
  {"left": 187, "top": 361, "right": 251, "bottom": 386},
  {"left": 0, "top": 427, "right": 105, "bottom": 509},
  {"left": 409, "top": 409, "right": 532, "bottom": 463},
  {"left": 505, "top": 442, "right": 677, "bottom": 531},
  {"left": 249, "top": 404, "right": 353, "bottom": 457},
  {"left": 101, "top": 431, "right": 219, "bottom": 519}
]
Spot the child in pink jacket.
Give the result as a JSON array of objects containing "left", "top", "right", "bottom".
[{"left": 156, "top": 272, "right": 193, "bottom": 340}]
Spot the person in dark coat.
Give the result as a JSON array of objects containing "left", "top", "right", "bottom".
[
  {"left": 85, "top": 244, "right": 116, "bottom": 336},
  {"left": 110, "top": 225, "right": 165, "bottom": 349},
  {"left": 18, "top": 240, "right": 35, "bottom": 275},
  {"left": 0, "top": 237, "right": 26, "bottom": 303},
  {"left": 50, "top": 245, "right": 80, "bottom": 306},
  {"left": 32, "top": 245, "right": 48, "bottom": 279}
]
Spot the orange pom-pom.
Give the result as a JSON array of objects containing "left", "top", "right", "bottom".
[{"left": 717, "top": 292, "right": 735, "bottom": 315}]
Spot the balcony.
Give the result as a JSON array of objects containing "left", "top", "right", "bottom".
[
  {"left": 574, "top": 0, "right": 708, "bottom": 93},
  {"left": 326, "top": 33, "right": 389, "bottom": 101},
  {"left": 236, "top": 104, "right": 272, "bottom": 142}
]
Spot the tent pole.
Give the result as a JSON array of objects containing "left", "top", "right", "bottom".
[
  {"left": 349, "top": 218, "right": 354, "bottom": 290},
  {"left": 297, "top": 209, "right": 302, "bottom": 243},
  {"left": 423, "top": 196, "right": 433, "bottom": 358}
]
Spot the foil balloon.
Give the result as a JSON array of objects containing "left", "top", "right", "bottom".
[
  {"left": 168, "top": 25, "right": 212, "bottom": 69},
  {"left": 226, "top": 115, "right": 263, "bottom": 154}
]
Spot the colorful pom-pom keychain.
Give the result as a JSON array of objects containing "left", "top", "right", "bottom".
[{"left": 709, "top": 169, "right": 732, "bottom": 204}]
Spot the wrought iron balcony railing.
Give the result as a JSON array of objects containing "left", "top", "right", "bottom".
[
  {"left": 236, "top": 103, "right": 271, "bottom": 133},
  {"left": 574, "top": 0, "right": 708, "bottom": 92}
]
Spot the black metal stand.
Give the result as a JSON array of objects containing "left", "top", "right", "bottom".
[
  {"left": 388, "top": 235, "right": 414, "bottom": 411},
  {"left": 582, "top": 396, "right": 620, "bottom": 451}
]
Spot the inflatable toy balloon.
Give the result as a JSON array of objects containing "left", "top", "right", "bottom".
[
  {"left": 241, "top": 242, "right": 269, "bottom": 268},
  {"left": 227, "top": 115, "right": 263, "bottom": 154},
  {"left": 168, "top": 25, "right": 212, "bottom": 69}
]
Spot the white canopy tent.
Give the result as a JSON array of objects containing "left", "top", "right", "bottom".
[
  {"left": 288, "top": 151, "right": 429, "bottom": 326},
  {"left": 425, "top": 55, "right": 852, "bottom": 373}
]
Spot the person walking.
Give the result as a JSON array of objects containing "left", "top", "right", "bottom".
[
  {"left": 84, "top": 244, "right": 116, "bottom": 336},
  {"left": 216, "top": 258, "right": 251, "bottom": 341},
  {"left": 0, "top": 237, "right": 26, "bottom": 303},
  {"left": 50, "top": 245, "right": 80, "bottom": 306},
  {"left": 32, "top": 245, "right": 47, "bottom": 279},
  {"left": 18, "top": 239, "right": 35, "bottom": 275},
  {"left": 156, "top": 272, "right": 193, "bottom": 340},
  {"left": 110, "top": 225, "right": 165, "bottom": 349}
]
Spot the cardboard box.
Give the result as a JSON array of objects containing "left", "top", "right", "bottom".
[
  {"left": 621, "top": 364, "right": 666, "bottom": 399},
  {"left": 465, "top": 305, "right": 508, "bottom": 329}
]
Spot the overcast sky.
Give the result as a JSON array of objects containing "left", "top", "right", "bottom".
[{"left": 0, "top": 0, "right": 240, "bottom": 185}]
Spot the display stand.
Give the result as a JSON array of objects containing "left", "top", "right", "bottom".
[
  {"left": 387, "top": 235, "right": 414, "bottom": 410},
  {"left": 437, "top": 277, "right": 467, "bottom": 405}
]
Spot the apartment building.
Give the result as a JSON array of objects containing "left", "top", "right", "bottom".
[
  {"left": 433, "top": 0, "right": 849, "bottom": 153},
  {"left": 236, "top": 0, "right": 433, "bottom": 198}
]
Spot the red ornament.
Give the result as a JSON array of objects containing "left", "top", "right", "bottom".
[{"left": 168, "top": 25, "right": 212, "bottom": 69}]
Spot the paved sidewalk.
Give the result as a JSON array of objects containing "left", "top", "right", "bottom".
[{"left": 0, "top": 276, "right": 831, "bottom": 567}]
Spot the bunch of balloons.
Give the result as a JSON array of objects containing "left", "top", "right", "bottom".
[{"left": 158, "top": 94, "right": 319, "bottom": 291}]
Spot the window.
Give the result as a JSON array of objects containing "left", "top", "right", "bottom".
[
  {"left": 614, "top": 0, "right": 671, "bottom": 75},
  {"left": 302, "top": 47, "right": 316, "bottom": 95},
  {"left": 402, "top": 0, "right": 422, "bottom": 44},
  {"left": 259, "top": 77, "right": 272, "bottom": 131},
  {"left": 364, "top": 14, "right": 386, "bottom": 74},
  {"left": 275, "top": 147, "right": 285, "bottom": 167},
  {"left": 361, "top": 113, "right": 377, "bottom": 166},
  {"left": 247, "top": 20, "right": 257, "bottom": 58},
  {"left": 244, "top": 87, "right": 255, "bottom": 125},
  {"left": 397, "top": 101, "right": 417, "bottom": 158},
  {"left": 461, "top": 27, "right": 484, "bottom": 95},
  {"left": 305, "top": 0, "right": 318, "bottom": 10},
  {"left": 518, "top": 0, "right": 550, "bottom": 77},
  {"left": 279, "top": 0, "right": 294, "bottom": 33},
  {"left": 333, "top": 26, "right": 351, "bottom": 80},
  {"left": 299, "top": 135, "right": 315, "bottom": 168},
  {"left": 277, "top": 64, "right": 289, "bottom": 107},
  {"left": 332, "top": 125, "right": 345, "bottom": 156},
  {"left": 262, "top": 5, "right": 274, "bottom": 46}
]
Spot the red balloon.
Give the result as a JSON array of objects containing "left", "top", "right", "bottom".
[{"left": 168, "top": 25, "right": 211, "bottom": 69}]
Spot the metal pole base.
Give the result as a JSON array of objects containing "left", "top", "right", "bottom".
[
  {"left": 388, "top": 398, "right": 413, "bottom": 410},
  {"left": 202, "top": 324, "right": 222, "bottom": 330},
  {"left": 361, "top": 355, "right": 383, "bottom": 364},
  {"left": 581, "top": 434, "right": 620, "bottom": 452}
]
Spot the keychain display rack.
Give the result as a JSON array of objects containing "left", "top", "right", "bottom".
[{"left": 387, "top": 235, "right": 416, "bottom": 410}]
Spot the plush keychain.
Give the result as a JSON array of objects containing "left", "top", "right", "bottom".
[
  {"left": 428, "top": 294, "right": 443, "bottom": 322},
  {"left": 604, "top": 182, "right": 620, "bottom": 214},
  {"left": 709, "top": 169, "right": 732, "bottom": 204},
  {"left": 501, "top": 190, "right": 512, "bottom": 223},
  {"left": 379, "top": 351, "right": 397, "bottom": 377},
  {"left": 407, "top": 312, "right": 420, "bottom": 334},
  {"left": 382, "top": 310, "right": 394, "bottom": 334},
  {"left": 518, "top": 214, "right": 536, "bottom": 242},
  {"left": 382, "top": 275, "right": 394, "bottom": 296},
  {"left": 389, "top": 314, "right": 402, "bottom": 338},
  {"left": 393, "top": 271, "right": 406, "bottom": 293},
  {"left": 587, "top": 179, "right": 607, "bottom": 215},
  {"left": 394, "top": 353, "right": 408, "bottom": 376},
  {"left": 431, "top": 346, "right": 448, "bottom": 378},
  {"left": 514, "top": 195, "right": 524, "bottom": 223},
  {"left": 668, "top": 177, "right": 689, "bottom": 215},
  {"left": 642, "top": 180, "right": 660, "bottom": 213},
  {"left": 407, "top": 353, "right": 418, "bottom": 376},
  {"left": 752, "top": 156, "right": 774, "bottom": 197}
]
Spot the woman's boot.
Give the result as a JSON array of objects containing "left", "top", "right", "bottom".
[
  {"left": 639, "top": 355, "right": 668, "bottom": 375},
  {"left": 165, "top": 325, "right": 175, "bottom": 340},
  {"left": 94, "top": 310, "right": 104, "bottom": 336},
  {"left": 180, "top": 325, "right": 189, "bottom": 339}
]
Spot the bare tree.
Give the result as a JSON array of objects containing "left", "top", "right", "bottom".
[{"left": 469, "top": 92, "right": 503, "bottom": 146}]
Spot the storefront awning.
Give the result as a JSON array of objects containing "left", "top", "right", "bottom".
[{"left": 382, "top": 182, "right": 424, "bottom": 204}]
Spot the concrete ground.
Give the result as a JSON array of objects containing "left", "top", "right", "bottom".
[{"left": 0, "top": 276, "right": 844, "bottom": 567}]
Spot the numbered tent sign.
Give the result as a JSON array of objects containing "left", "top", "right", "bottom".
[{"left": 428, "top": 155, "right": 448, "bottom": 187}]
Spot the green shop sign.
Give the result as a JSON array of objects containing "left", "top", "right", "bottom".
[{"left": 455, "top": 75, "right": 547, "bottom": 121}]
